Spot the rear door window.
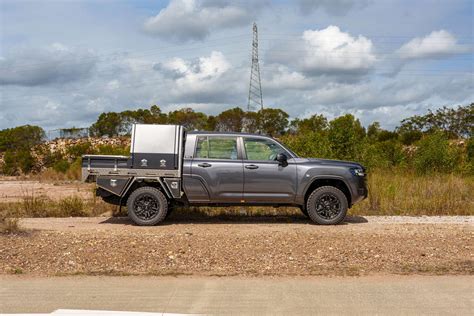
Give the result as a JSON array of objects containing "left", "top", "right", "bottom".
[{"left": 195, "top": 136, "right": 238, "bottom": 160}]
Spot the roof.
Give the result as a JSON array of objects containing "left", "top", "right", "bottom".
[{"left": 187, "top": 131, "right": 270, "bottom": 138}]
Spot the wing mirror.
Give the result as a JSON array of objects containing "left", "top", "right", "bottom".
[{"left": 276, "top": 153, "right": 288, "bottom": 167}]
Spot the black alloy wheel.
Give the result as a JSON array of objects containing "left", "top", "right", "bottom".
[
  {"left": 127, "top": 186, "right": 168, "bottom": 226},
  {"left": 133, "top": 193, "right": 160, "bottom": 221},
  {"left": 306, "top": 186, "right": 348, "bottom": 225},
  {"left": 315, "top": 193, "right": 342, "bottom": 220}
]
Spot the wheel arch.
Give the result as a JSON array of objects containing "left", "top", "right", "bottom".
[
  {"left": 303, "top": 177, "right": 352, "bottom": 207},
  {"left": 121, "top": 178, "right": 171, "bottom": 205}
]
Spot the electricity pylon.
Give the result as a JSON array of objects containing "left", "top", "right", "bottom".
[{"left": 247, "top": 22, "right": 263, "bottom": 112}]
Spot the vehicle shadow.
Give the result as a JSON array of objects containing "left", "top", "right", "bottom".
[{"left": 99, "top": 214, "right": 368, "bottom": 226}]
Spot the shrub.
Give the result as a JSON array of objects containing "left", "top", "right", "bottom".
[
  {"left": 58, "top": 196, "right": 88, "bottom": 216},
  {"left": 280, "top": 131, "right": 332, "bottom": 158},
  {"left": 66, "top": 142, "right": 94, "bottom": 159},
  {"left": 20, "top": 191, "right": 50, "bottom": 217},
  {"left": 0, "top": 217, "right": 20, "bottom": 234},
  {"left": 413, "top": 132, "right": 460, "bottom": 174},
  {"left": 467, "top": 137, "right": 474, "bottom": 161},
  {"left": 361, "top": 140, "right": 406, "bottom": 169},
  {"left": 96, "top": 144, "right": 129, "bottom": 156},
  {"left": 328, "top": 114, "right": 365, "bottom": 161},
  {"left": 53, "top": 160, "right": 70, "bottom": 173},
  {"left": 2, "top": 149, "right": 35, "bottom": 175}
]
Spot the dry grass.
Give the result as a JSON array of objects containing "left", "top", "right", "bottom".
[
  {"left": 0, "top": 188, "right": 115, "bottom": 219},
  {"left": 32, "top": 167, "right": 80, "bottom": 182},
  {"left": 0, "top": 217, "right": 21, "bottom": 234},
  {"left": 351, "top": 169, "right": 474, "bottom": 216}
]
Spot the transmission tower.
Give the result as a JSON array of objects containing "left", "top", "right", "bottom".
[{"left": 247, "top": 22, "right": 263, "bottom": 111}]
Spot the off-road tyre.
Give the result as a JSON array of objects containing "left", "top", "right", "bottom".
[
  {"left": 306, "top": 186, "right": 348, "bottom": 225},
  {"left": 127, "top": 186, "right": 168, "bottom": 226}
]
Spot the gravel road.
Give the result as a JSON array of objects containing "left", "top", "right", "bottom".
[{"left": 1, "top": 216, "right": 472, "bottom": 277}]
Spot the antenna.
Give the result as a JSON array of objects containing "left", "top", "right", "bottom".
[{"left": 247, "top": 22, "right": 263, "bottom": 112}]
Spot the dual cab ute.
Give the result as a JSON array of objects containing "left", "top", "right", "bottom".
[{"left": 82, "top": 124, "right": 367, "bottom": 225}]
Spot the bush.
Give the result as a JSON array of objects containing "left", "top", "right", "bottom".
[
  {"left": 96, "top": 144, "right": 129, "bottom": 156},
  {"left": 2, "top": 149, "right": 35, "bottom": 175},
  {"left": 66, "top": 142, "right": 94, "bottom": 160},
  {"left": 413, "top": 132, "right": 460, "bottom": 174},
  {"left": 280, "top": 131, "right": 332, "bottom": 158},
  {"left": 58, "top": 196, "right": 88, "bottom": 217},
  {"left": 467, "top": 137, "right": 474, "bottom": 161},
  {"left": 53, "top": 160, "right": 70, "bottom": 173},
  {"left": 361, "top": 140, "right": 406, "bottom": 169}
]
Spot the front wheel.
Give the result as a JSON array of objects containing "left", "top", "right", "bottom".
[
  {"left": 127, "top": 187, "right": 168, "bottom": 226},
  {"left": 306, "top": 186, "right": 348, "bottom": 225}
]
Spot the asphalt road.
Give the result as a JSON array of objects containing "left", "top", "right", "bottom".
[{"left": 1, "top": 275, "right": 473, "bottom": 315}]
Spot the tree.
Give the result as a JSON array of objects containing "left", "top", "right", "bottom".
[
  {"left": 413, "top": 132, "right": 460, "bottom": 174},
  {"left": 167, "top": 108, "right": 208, "bottom": 130},
  {"left": 290, "top": 114, "right": 328, "bottom": 135},
  {"left": 328, "top": 114, "right": 365, "bottom": 161},
  {"left": 216, "top": 107, "right": 245, "bottom": 132},
  {"left": 89, "top": 112, "right": 123, "bottom": 137},
  {"left": 149, "top": 105, "right": 168, "bottom": 124},
  {"left": 0, "top": 125, "right": 45, "bottom": 152},
  {"left": 398, "top": 103, "right": 473, "bottom": 139},
  {"left": 256, "top": 108, "right": 289, "bottom": 136}
]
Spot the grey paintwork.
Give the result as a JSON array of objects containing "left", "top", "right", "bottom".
[{"left": 182, "top": 132, "right": 367, "bottom": 207}]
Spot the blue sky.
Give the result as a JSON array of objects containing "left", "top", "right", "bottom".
[{"left": 0, "top": 0, "right": 473, "bottom": 131}]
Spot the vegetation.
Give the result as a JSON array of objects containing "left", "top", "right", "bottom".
[
  {"left": 0, "top": 103, "right": 472, "bottom": 216},
  {"left": 0, "top": 189, "right": 116, "bottom": 223}
]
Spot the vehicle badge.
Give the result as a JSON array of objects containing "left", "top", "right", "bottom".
[
  {"left": 140, "top": 159, "right": 148, "bottom": 167},
  {"left": 160, "top": 159, "right": 167, "bottom": 167}
]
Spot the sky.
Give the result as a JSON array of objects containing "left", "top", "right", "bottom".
[{"left": 0, "top": 0, "right": 473, "bottom": 131}]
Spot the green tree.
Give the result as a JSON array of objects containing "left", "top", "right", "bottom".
[
  {"left": 216, "top": 107, "right": 245, "bottom": 132},
  {"left": 167, "top": 108, "right": 208, "bottom": 130},
  {"left": 243, "top": 111, "right": 259, "bottom": 133},
  {"left": 398, "top": 103, "right": 473, "bottom": 139},
  {"left": 0, "top": 125, "right": 45, "bottom": 151},
  {"left": 413, "top": 132, "right": 460, "bottom": 174},
  {"left": 290, "top": 114, "right": 328, "bottom": 135},
  {"left": 89, "top": 112, "right": 122, "bottom": 137},
  {"left": 328, "top": 114, "right": 365, "bottom": 161},
  {"left": 257, "top": 108, "right": 289, "bottom": 136}
]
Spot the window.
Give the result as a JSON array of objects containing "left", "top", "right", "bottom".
[
  {"left": 195, "top": 136, "right": 238, "bottom": 160},
  {"left": 244, "top": 137, "right": 288, "bottom": 161}
]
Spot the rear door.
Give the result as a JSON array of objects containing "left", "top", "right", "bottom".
[
  {"left": 188, "top": 135, "right": 244, "bottom": 203},
  {"left": 242, "top": 137, "right": 297, "bottom": 203}
]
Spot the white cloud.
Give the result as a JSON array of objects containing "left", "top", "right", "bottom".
[
  {"left": 397, "top": 30, "right": 470, "bottom": 60},
  {"left": 0, "top": 44, "right": 97, "bottom": 86},
  {"left": 301, "top": 26, "right": 376, "bottom": 74},
  {"left": 267, "top": 26, "right": 377, "bottom": 78},
  {"left": 143, "top": 0, "right": 259, "bottom": 42}
]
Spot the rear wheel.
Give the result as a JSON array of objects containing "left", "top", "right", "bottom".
[
  {"left": 127, "top": 187, "right": 168, "bottom": 226},
  {"left": 306, "top": 186, "right": 347, "bottom": 225}
]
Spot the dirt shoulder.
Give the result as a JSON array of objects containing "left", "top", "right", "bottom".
[
  {"left": 0, "top": 216, "right": 472, "bottom": 277},
  {"left": 0, "top": 179, "right": 93, "bottom": 202}
]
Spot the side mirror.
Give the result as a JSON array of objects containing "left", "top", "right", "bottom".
[{"left": 276, "top": 153, "right": 288, "bottom": 166}]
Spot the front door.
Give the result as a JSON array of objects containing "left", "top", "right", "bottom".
[
  {"left": 242, "top": 137, "right": 297, "bottom": 203},
  {"left": 189, "top": 136, "right": 243, "bottom": 203}
]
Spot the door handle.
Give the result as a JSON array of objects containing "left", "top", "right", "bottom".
[
  {"left": 197, "top": 163, "right": 212, "bottom": 168},
  {"left": 245, "top": 164, "right": 259, "bottom": 170}
]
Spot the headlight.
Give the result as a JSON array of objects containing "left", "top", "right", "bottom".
[{"left": 350, "top": 168, "right": 365, "bottom": 177}]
